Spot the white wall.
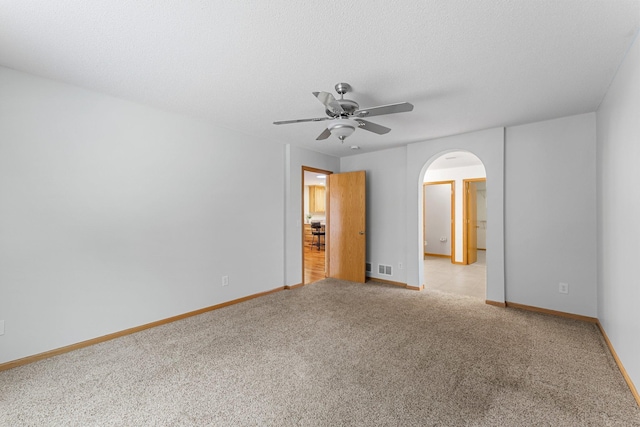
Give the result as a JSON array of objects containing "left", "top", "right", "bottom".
[
  {"left": 284, "top": 146, "right": 339, "bottom": 287},
  {"left": 505, "top": 113, "right": 597, "bottom": 317},
  {"left": 424, "top": 184, "right": 452, "bottom": 256},
  {"left": 407, "top": 128, "right": 505, "bottom": 301},
  {"left": 0, "top": 67, "right": 286, "bottom": 364},
  {"left": 341, "top": 147, "right": 407, "bottom": 284},
  {"left": 424, "top": 164, "right": 487, "bottom": 262},
  {"left": 597, "top": 32, "right": 640, "bottom": 392},
  {"left": 476, "top": 182, "right": 487, "bottom": 250}
]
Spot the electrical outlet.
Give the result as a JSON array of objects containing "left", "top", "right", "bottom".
[
  {"left": 559, "top": 282, "right": 569, "bottom": 294},
  {"left": 222, "top": 275, "right": 229, "bottom": 286},
  {"left": 0, "top": 320, "right": 4, "bottom": 336},
  {"left": 398, "top": 262, "right": 403, "bottom": 270}
]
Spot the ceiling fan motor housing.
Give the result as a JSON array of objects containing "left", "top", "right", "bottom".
[
  {"left": 335, "top": 82, "right": 352, "bottom": 95},
  {"left": 326, "top": 98, "right": 359, "bottom": 117}
]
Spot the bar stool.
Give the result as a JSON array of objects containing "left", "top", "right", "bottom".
[{"left": 310, "top": 221, "right": 325, "bottom": 250}]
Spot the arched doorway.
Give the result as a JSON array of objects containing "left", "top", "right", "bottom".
[
  {"left": 406, "top": 127, "right": 504, "bottom": 305},
  {"left": 422, "top": 151, "right": 487, "bottom": 299}
]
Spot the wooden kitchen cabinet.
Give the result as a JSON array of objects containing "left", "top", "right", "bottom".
[{"left": 308, "top": 185, "right": 326, "bottom": 213}]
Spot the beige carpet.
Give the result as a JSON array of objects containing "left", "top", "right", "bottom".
[{"left": 1, "top": 279, "right": 639, "bottom": 426}]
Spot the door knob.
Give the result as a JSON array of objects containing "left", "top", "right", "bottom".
[{"left": 359, "top": 231, "right": 365, "bottom": 235}]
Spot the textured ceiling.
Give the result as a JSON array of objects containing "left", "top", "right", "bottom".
[{"left": 1, "top": 1, "right": 638, "bottom": 157}]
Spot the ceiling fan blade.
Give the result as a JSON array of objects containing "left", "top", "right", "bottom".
[
  {"left": 316, "top": 128, "right": 332, "bottom": 140},
  {"left": 313, "top": 91, "right": 344, "bottom": 115},
  {"left": 354, "top": 102, "right": 414, "bottom": 118},
  {"left": 273, "top": 117, "right": 330, "bottom": 125},
  {"left": 355, "top": 119, "right": 391, "bottom": 135}
]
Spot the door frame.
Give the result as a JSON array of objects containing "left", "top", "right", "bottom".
[
  {"left": 302, "top": 166, "right": 332, "bottom": 284},
  {"left": 423, "top": 181, "right": 455, "bottom": 264},
  {"left": 462, "top": 177, "right": 486, "bottom": 265}
]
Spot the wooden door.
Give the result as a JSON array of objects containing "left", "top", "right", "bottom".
[
  {"left": 466, "top": 181, "right": 478, "bottom": 265},
  {"left": 328, "top": 170, "right": 366, "bottom": 282}
]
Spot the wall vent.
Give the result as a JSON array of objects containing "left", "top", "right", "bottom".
[
  {"left": 366, "top": 263, "right": 372, "bottom": 273},
  {"left": 378, "top": 264, "right": 393, "bottom": 276}
]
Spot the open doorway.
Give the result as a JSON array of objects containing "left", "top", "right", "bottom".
[
  {"left": 422, "top": 151, "right": 487, "bottom": 299},
  {"left": 302, "top": 167, "right": 331, "bottom": 284},
  {"left": 423, "top": 180, "right": 455, "bottom": 263}
]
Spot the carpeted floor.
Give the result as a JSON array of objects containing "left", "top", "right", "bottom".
[{"left": 1, "top": 279, "right": 639, "bottom": 426}]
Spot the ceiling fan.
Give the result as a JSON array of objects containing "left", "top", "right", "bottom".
[{"left": 273, "top": 83, "right": 414, "bottom": 142}]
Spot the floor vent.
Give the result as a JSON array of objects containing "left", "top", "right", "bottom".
[
  {"left": 366, "top": 263, "right": 372, "bottom": 273},
  {"left": 378, "top": 264, "right": 393, "bottom": 276}
]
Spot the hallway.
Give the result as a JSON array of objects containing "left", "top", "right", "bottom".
[{"left": 424, "top": 251, "right": 486, "bottom": 299}]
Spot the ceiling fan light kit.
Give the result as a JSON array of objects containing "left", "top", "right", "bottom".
[
  {"left": 327, "top": 118, "right": 359, "bottom": 141},
  {"left": 274, "top": 82, "right": 413, "bottom": 144}
]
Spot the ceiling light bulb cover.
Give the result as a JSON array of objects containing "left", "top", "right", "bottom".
[{"left": 328, "top": 118, "right": 358, "bottom": 139}]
